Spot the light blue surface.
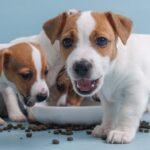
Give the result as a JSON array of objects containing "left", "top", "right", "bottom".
[
  {"left": 0, "top": 1, "right": 150, "bottom": 150},
  {"left": 0, "top": 0, "right": 150, "bottom": 42},
  {"left": 0, "top": 113, "right": 150, "bottom": 150}
]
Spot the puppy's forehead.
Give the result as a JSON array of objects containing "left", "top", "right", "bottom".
[
  {"left": 76, "top": 11, "right": 96, "bottom": 37},
  {"left": 9, "top": 43, "right": 34, "bottom": 67},
  {"left": 62, "top": 12, "right": 81, "bottom": 33},
  {"left": 91, "top": 12, "right": 115, "bottom": 37},
  {"left": 9, "top": 43, "right": 46, "bottom": 69},
  {"left": 63, "top": 11, "right": 114, "bottom": 38}
]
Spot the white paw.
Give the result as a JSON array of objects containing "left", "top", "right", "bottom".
[
  {"left": 92, "top": 125, "right": 110, "bottom": 138},
  {"left": 9, "top": 112, "right": 26, "bottom": 122},
  {"left": 107, "top": 130, "right": 135, "bottom": 144},
  {"left": 0, "top": 118, "right": 6, "bottom": 125}
]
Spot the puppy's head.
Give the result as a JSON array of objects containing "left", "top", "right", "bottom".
[
  {"left": 55, "top": 66, "right": 84, "bottom": 106},
  {"left": 2, "top": 42, "right": 49, "bottom": 106},
  {"left": 43, "top": 11, "right": 132, "bottom": 97}
]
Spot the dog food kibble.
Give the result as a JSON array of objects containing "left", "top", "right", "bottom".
[
  {"left": 13, "top": 126, "right": 18, "bottom": 129},
  {"left": 20, "top": 126, "right": 25, "bottom": 130},
  {"left": 139, "top": 128, "right": 143, "bottom": 132},
  {"left": 7, "top": 124, "right": 13, "bottom": 129},
  {"left": 67, "top": 137, "right": 73, "bottom": 141},
  {"left": 26, "top": 132, "right": 32, "bottom": 138},
  {"left": 138, "top": 120, "right": 150, "bottom": 133},
  {"left": 0, "top": 129, "right": 3, "bottom": 132},
  {"left": 53, "top": 130, "right": 60, "bottom": 134},
  {"left": 144, "top": 129, "right": 149, "bottom": 133},
  {"left": 1, "top": 120, "right": 149, "bottom": 145},
  {"left": 86, "top": 130, "right": 92, "bottom": 135},
  {"left": 17, "top": 123, "right": 23, "bottom": 128},
  {"left": 66, "top": 131, "right": 73, "bottom": 135},
  {"left": 52, "top": 139, "right": 60, "bottom": 144},
  {"left": 25, "top": 129, "right": 31, "bottom": 132}
]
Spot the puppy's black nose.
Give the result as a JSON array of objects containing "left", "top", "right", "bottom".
[
  {"left": 73, "top": 59, "right": 92, "bottom": 77},
  {"left": 36, "top": 93, "right": 47, "bottom": 102}
]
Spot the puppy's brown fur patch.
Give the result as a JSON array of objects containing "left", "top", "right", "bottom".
[
  {"left": 1, "top": 43, "right": 48, "bottom": 98},
  {"left": 48, "top": 66, "right": 100, "bottom": 106}
]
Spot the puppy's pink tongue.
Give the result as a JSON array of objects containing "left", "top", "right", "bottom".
[{"left": 77, "top": 79, "right": 92, "bottom": 91}]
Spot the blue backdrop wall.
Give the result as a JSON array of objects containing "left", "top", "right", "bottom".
[{"left": 0, "top": 0, "right": 149, "bottom": 42}]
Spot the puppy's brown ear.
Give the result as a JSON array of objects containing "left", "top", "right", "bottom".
[
  {"left": 43, "top": 12, "right": 68, "bottom": 44},
  {"left": 3, "top": 50, "right": 12, "bottom": 69},
  {"left": 105, "top": 12, "right": 133, "bottom": 45}
]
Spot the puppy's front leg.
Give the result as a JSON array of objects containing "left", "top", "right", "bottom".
[
  {"left": 2, "top": 87, "right": 26, "bottom": 122},
  {"left": 107, "top": 91, "right": 148, "bottom": 144},
  {"left": 92, "top": 93, "right": 115, "bottom": 139},
  {"left": 0, "top": 117, "right": 6, "bottom": 125}
]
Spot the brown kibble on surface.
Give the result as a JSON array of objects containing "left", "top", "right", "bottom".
[
  {"left": 53, "top": 130, "right": 60, "bottom": 134},
  {"left": 26, "top": 132, "right": 32, "bottom": 138},
  {"left": 52, "top": 139, "right": 60, "bottom": 144},
  {"left": 7, "top": 124, "right": 13, "bottom": 129},
  {"left": 144, "top": 129, "right": 149, "bottom": 133},
  {"left": 139, "top": 128, "right": 143, "bottom": 132},
  {"left": 86, "top": 130, "right": 92, "bottom": 135},
  {"left": 67, "top": 137, "right": 73, "bottom": 141}
]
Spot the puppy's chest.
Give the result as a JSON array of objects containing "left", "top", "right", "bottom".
[{"left": 101, "top": 67, "right": 129, "bottom": 102}]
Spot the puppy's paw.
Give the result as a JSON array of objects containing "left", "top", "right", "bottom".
[
  {"left": 0, "top": 118, "right": 6, "bottom": 125},
  {"left": 92, "top": 125, "right": 110, "bottom": 139},
  {"left": 9, "top": 112, "right": 26, "bottom": 122},
  {"left": 107, "top": 130, "right": 135, "bottom": 144}
]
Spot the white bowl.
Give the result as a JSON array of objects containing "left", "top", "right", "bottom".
[{"left": 27, "top": 102, "right": 102, "bottom": 124}]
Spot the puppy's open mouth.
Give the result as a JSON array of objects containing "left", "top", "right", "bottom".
[{"left": 74, "top": 78, "right": 99, "bottom": 95}]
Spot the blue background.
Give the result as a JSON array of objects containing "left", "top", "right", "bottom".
[
  {"left": 0, "top": 0, "right": 150, "bottom": 43},
  {"left": 0, "top": 1, "right": 150, "bottom": 150}
]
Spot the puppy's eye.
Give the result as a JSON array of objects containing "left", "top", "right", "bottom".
[
  {"left": 19, "top": 71, "right": 33, "bottom": 80},
  {"left": 62, "top": 38, "right": 73, "bottom": 49},
  {"left": 44, "top": 68, "right": 49, "bottom": 76},
  {"left": 57, "top": 83, "right": 65, "bottom": 92},
  {"left": 96, "top": 37, "right": 108, "bottom": 47}
]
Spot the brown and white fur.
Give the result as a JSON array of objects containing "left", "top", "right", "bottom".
[
  {"left": 0, "top": 42, "right": 49, "bottom": 124},
  {"left": 42, "top": 10, "right": 150, "bottom": 144},
  {"left": 0, "top": 9, "right": 79, "bottom": 123},
  {"left": 48, "top": 66, "right": 100, "bottom": 106}
]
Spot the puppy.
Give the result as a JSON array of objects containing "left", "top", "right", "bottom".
[
  {"left": 42, "top": 10, "right": 150, "bottom": 144},
  {"left": 0, "top": 42, "right": 49, "bottom": 124},
  {"left": 0, "top": 9, "right": 80, "bottom": 123},
  {"left": 48, "top": 66, "right": 100, "bottom": 106}
]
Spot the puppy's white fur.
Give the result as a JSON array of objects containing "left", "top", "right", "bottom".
[
  {"left": 66, "top": 12, "right": 150, "bottom": 143},
  {"left": 0, "top": 9, "right": 80, "bottom": 123},
  {"left": 0, "top": 43, "right": 49, "bottom": 124},
  {"left": 67, "top": 12, "right": 109, "bottom": 97}
]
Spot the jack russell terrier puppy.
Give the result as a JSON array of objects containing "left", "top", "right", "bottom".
[
  {"left": 48, "top": 66, "right": 100, "bottom": 106},
  {"left": 0, "top": 9, "right": 79, "bottom": 123},
  {"left": 0, "top": 42, "right": 49, "bottom": 124},
  {"left": 42, "top": 10, "right": 150, "bottom": 144}
]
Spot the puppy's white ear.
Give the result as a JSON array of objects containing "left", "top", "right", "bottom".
[
  {"left": 43, "top": 12, "right": 68, "bottom": 44},
  {"left": 105, "top": 12, "right": 133, "bottom": 45}
]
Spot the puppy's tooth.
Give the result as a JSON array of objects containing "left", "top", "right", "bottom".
[
  {"left": 91, "top": 84, "right": 95, "bottom": 88},
  {"left": 77, "top": 83, "right": 80, "bottom": 88}
]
